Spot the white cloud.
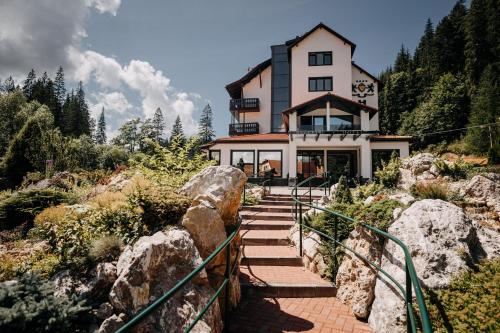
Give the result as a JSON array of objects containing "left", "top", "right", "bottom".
[
  {"left": 0, "top": 0, "right": 201, "bottom": 137},
  {"left": 85, "top": 0, "right": 121, "bottom": 15}
]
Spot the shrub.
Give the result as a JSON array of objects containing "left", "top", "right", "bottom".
[
  {"left": 375, "top": 152, "right": 401, "bottom": 188},
  {"left": 433, "top": 157, "right": 472, "bottom": 180},
  {"left": 411, "top": 182, "right": 449, "bottom": 200},
  {"left": 354, "top": 182, "right": 384, "bottom": 201},
  {"left": 241, "top": 191, "right": 260, "bottom": 206},
  {"left": 0, "top": 274, "right": 90, "bottom": 332},
  {"left": 98, "top": 145, "right": 130, "bottom": 170},
  {"left": 0, "top": 189, "right": 76, "bottom": 230},
  {"left": 76, "top": 170, "right": 114, "bottom": 186},
  {"left": 426, "top": 259, "right": 500, "bottom": 333},
  {"left": 334, "top": 176, "right": 353, "bottom": 204},
  {"left": 88, "top": 236, "right": 122, "bottom": 263},
  {"left": 20, "top": 172, "right": 45, "bottom": 188}
]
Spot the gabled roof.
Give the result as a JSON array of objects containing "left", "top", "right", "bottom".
[
  {"left": 352, "top": 62, "right": 380, "bottom": 83},
  {"left": 225, "top": 58, "right": 271, "bottom": 99},
  {"left": 369, "top": 135, "right": 412, "bottom": 142},
  {"left": 287, "top": 23, "right": 356, "bottom": 56},
  {"left": 282, "top": 92, "right": 378, "bottom": 115}
]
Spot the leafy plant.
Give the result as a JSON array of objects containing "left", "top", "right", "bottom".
[
  {"left": 374, "top": 152, "right": 401, "bottom": 188},
  {"left": 88, "top": 235, "right": 122, "bottom": 263},
  {"left": 0, "top": 274, "right": 90, "bottom": 332},
  {"left": 426, "top": 259, "right": 500, "bottom": 333},
  {"left": 241, "top": 191, "right": 260, "bottom": 206},
  {"left": 354, "top": 182, "right": 384, "bottom": 201},
  {"left": 411, "top": 182, "right": 449, "bottom": 200},
  {"left": 0, "top": 189, "right": 76, "bottom": 230},
  {"left": 433, "top": 157, "right": 472, "bottom": 180}
]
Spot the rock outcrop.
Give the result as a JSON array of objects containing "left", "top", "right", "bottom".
[
  {"left": 180, "top": 166, "right": 247, "bottom": 226},
  {"left": 336, "top": 227, "right": 382, "bottom": 319},
  {"left": 398, "top": 153, "right": 439, "bottom": 190},
  {"left": 289, "top": 225, "right": 328, "bottom": 276},
  {"left": 368, "top": 199, "right": 477, "bottom": 332},
  {"left": 464, "top": 173, "right": 500, "bottom": 213},
  {"left": 108, "top": 228, "right": 222, "bottom": 333}
]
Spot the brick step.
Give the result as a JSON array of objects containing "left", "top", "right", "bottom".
[
  {"left": 241, "top": 229, "right": 289, "bottom": 246},
  {"left": 258, "top": 199, "right": 298, "bottom": 206},
  {"left": 240, "top": 265, "right": 336, "bottom": 298},
  {"left": 240, "top": 211, "right": 294, "bottom": 221},
  {"left": 241, "top": 219, "right": 294, "bottom": 230},
  {"left": 242, "top": 205, "right": 294, "bottom": 213},
  {"left": 241, "top": 245, "right": 301, "bottom": 266}
]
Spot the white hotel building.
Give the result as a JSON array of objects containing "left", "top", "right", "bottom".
[{"left": 205, "top": 23, "right": 411, "bottom": 185}]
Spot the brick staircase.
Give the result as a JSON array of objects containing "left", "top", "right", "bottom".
[
  {"left": 239, "top": 193, "right": 336, "bottom": 297},
  {"left": 229, "top": 193, "right": 373, "bottom": 333}
]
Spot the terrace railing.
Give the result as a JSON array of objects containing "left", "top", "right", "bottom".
[
  {"left": 291, "top": 174, "right": 433, "bottom": 333},
  {"left": 229, "top": 122, "right": 259, "bottom": 136}
]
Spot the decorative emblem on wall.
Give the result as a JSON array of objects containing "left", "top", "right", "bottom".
[{"left": 352, "top": 79, "right": 374, "bottom": 98}]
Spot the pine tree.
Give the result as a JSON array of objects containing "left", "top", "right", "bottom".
[
  {"left": 75, "top": 81, "right": 90, "bottom": 136},
  {"left": 198, "top": 104, "right": 215, "bottom": 144},
  {"left": 465, "top": 63, "right": 500, "bottom": 154},
  {"left": 394, "top": 45, "right": 412, "bottom": 73},
  {"left": 95, "top": 108, "right": 107, "bottom": 144},
  {"left": 414, "top": 18, "right": 436, "bottom": 71},
  {"left": 112, "top": 118, "right": 141, "bottom": 152},
  {"left": 434, "top": 1, "right": 467, "bottom": 76},
  {"left": 22, "top": 69, "right": 36, "bottom": 99},
  {"left": 4, "top": 77, "right": 16, "bottom": 92},
  {"left": 170, "top": 115, "right": 185, "bottom": 143},
  {"left": 53, "top": 66, "right": 66, "bottom": 129},
  {"left": 152, "top": 107, "right": 165, "bottom": 142}
]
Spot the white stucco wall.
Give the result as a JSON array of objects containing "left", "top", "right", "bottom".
[
  {"left": 241, "top": 65, "right": 272, "bottom": 133},
  {"left": 370, "top": 141, "right": 410, "bottom": 158},
  {"left": 291, "top": 28, "right": 352, "bottom": 106},
  {"left": 351, "top": 65, "right": 378, "bottom": 109}
]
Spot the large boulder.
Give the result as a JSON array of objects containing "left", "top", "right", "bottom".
[
  {"left": 289, "top": 225, "right": 328, "bottom": 276},
  {"left": 398, "top": 153, "right": 439, "bottom": 189},
  {"left": 368, "top": 200, "right": 477, "bottom": 332},
  {"left": 336, "top": 227, "right": 382, "bottom": 319},
  {"left": 464, "top": 173, "right": 500, "bottom": 213},
  {"left": 109, "top": 228, "right": 222, "bottom": 333},
  {"left": 180, "top": 166, "right": 247, "bottom": 226}
]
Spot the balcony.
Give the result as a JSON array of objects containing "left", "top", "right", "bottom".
[
  {"left": 229, "top": 98, "right": 260, "bottom": 112},
  {"left": 298, "top": 124, "right": 361, "bottom": 132},
  {"left": 229, "top": 122, "right": 259, "bottom": 136}
]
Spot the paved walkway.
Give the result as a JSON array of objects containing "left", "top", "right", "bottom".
[{"left": 230, "top": 194, "right": 372, "bottom": 332}]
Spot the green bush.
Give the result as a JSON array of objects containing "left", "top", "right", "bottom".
[
  {"left": 241, "top": 191, "right": 260, "bottom": 206},
  {"left": 88, "top": 236, "right": 122, "bottom": 263},
  {"left": 334, "top": 175, "right": 353, "bottom": 204},
  {"left": 20, "top": 172, "right": 45, "bottom": 188},
  {"left": 0, "top": 274, "right": 89, "bottom": 332},
  {"left": 411, "top": 182, "right": 449, "bottom": 200},
  {"left": 374, "top": 152, "right": 401, "bottom": 188},
  {"left": 0, "top": 189, "right": 76, "bottom": 230},
  {"left": 354, "top": 182, "right": 384, "bottom": 201},
  {"left": 433, "top": 157, "right": 472, "bottom": 180},
  {"left": 426, "top": 259, "right": 500, "bottom": 333}
]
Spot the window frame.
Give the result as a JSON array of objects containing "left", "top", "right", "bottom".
[
  {"left": 308, "top": 77, "right": 333, "bottom": 92},
  {"left": 330, "top": 115, "right": 354, "bottom": 130},
  {"left": 257, "top": 150, "right": 283, "bottom": 178},
  {"left": 208, "top": 150, "right": 221, "bottom": 165},
  {"left": 308, "top": 51, "right": 333, "bottom": 66},
  {"left": 230, "top": 150, "right": 255, "bottom": 176}
]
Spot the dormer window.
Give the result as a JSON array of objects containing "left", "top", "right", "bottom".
[{"left": 308, "top": 52, "right": 332, "bottom": 66}]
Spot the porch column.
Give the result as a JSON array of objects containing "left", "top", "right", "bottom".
[
  {"left": 360, "top": 141, "right": 372, "bottom": 179},
  {"left": 326, "top": 101, "right": 331, "bottom": 131},
  {"left": 288, "top": 142, "right": 297, "bottom": 179},
  {"left": 360, "top": 110, "right": 370, "bottom": 131}
]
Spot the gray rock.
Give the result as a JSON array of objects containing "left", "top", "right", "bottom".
[
  {"left": 180, "top": 166, "right": 247, "bottom": 226},
  {"left": 464, "top": 173, "right": 500, "bottom": 214},
  {"left": 98, "top": 313, "right": 126, "bottom": 333},
  {"left": 109, "top": 228, "right": 222, "bottom": 333},
  {"left": 388, "top": 193, "right": 415, "bottom": 206},
  {"left": 401, "top": 153, "right": 437, "bottom": 175},
  {"left": 368, "top": 199, "right": 476, "bottom": 332},
  {"left": 96, "top": 302, "right": 114, "bottom": 320},
  {"left": 336, "top": 227, "right": 382, "bottom": 319}
]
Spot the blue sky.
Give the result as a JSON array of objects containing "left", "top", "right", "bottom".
[{"left": 0, "top": 0, "right": 459, "bottom": 138}]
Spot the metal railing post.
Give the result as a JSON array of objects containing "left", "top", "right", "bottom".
[
  {"left": 309, "top": 178, "right": 312, "bottom": 204},
  {"left": 405, "top": 264, "right": 412, "bottom": 333},
  {"left": 333, "top": 216, "right": 338, "bottom": 281},
  {"left": 243, "top": 183, "right": 246, "bottom": 205},
  {"left": 223, "top": 242, "right": 231, "bottom": 333},
  {"left": 299, "top": 203, "right": 303, "bottom": 256},
  {"left": 324, "top": 173, "right": 327, "bottom": 196}
]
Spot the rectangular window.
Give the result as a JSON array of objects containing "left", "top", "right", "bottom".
[
  {"left": 308, "top": 77, "right": 333, "bottom": 92},
  {"left": 330, "top": 115, "right": 354, "bottom": 130},
  {"left": 231, "top": 150, "right": 255, "bottom": 176},
  {"left": 308, "top": 52, "right": 332, "bottom": 66},
  {"left": 208, "top": 150, "right": 220, "bottom": 165},
  {"left": 258, "top": 150, "right": 282, "bottom": 177}
]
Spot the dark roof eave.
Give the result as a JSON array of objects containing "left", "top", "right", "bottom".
[
  {"left": 282, "top": 92, "right": 378, "bottom": 115},
  {"left": 287, "top": 23, "right": 356, "bottom": 56},
  {"left": 225, "top": 58, "right": 271, "bottom": 99}
]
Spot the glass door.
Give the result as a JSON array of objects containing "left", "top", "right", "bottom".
[
  {"left": 297, "top": 150, "right": 324, "bottom": 183},
  {"left": 326, "top": 150, "right": 357, "bottom": 183}
]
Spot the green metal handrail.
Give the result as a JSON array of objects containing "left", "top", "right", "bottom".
[
  {"left": 291, "top": 174, "right": 433, "bottom": 333},
  {"left": 242, "top": 173, "right": 272, "bottom": 205},
  {"left": 116, "top": 212, "right": 242, "bottom": 333}
]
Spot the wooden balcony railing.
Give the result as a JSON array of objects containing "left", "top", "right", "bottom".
[
  {"left": 229, "top": 122, "right": 259, "bottom": 136},
  {"left": 229, "top": 98, "right": 260, "bottom": 112}
]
